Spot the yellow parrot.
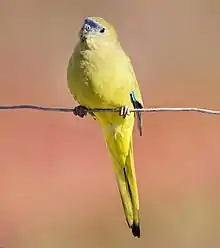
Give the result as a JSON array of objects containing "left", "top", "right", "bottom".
[{"left": 67, "top": 17, "right": 144, "bottom": 238}]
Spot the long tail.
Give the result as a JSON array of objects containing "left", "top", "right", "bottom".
[{"left": 103, "top": 123, "right": 140, "bottom": 238}]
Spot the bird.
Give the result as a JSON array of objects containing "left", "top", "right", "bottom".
[{"left": 67, "top": 17, "right": 144, "bottom": 238}]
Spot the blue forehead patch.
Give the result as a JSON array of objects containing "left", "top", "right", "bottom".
[{"left": 84, "top": 18, "right": 103, "bottom": 30}]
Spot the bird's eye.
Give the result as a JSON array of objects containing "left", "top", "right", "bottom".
[
  {"left": 99, "top": 28, "right": 105, "bottom": 33},
  {"left": 85, "top": 24, "right": 91, "bottom": 31}
]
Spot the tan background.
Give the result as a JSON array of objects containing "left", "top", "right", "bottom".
[{"left": 1, "top": 0, "right": 220, "bottom": 247}]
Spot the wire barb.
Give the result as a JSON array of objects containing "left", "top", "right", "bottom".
[{"left": 0, "top": 104, "right": 220, "bottom": 115}]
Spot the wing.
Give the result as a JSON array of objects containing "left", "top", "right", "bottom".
[
  {"left": 127, "top": 60, "right": 144, "bottom": 136},
  {"left": 130, "top": 90, "right": 143, "bottom": 136}
]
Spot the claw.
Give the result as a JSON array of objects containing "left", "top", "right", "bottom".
[
  {"left": 119, "top": 106, "right": 130, "bottom": 118},
  {"left": 73, "top": 105, "right": 88, "bottom": 118}
]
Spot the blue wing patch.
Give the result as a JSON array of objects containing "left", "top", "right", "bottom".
[
  {"left": 130, "top": 90, "right": 143, "bottom": 136},
  {"left": 130, "top": 91, "right": 137, "bottom": 102}
]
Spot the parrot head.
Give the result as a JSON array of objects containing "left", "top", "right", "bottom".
[{"left": 79, "top": 17, "right": 118, "bottom": 46}]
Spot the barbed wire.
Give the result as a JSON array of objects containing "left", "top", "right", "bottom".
[{"left": 0, "top": 104, "right": 220, "bottom": 115}]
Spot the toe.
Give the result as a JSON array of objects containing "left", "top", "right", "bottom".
[
  {"left": 120, "top": 106, "right": 130, "bottom": 118},
  {"left": 78, "top": 106, "right": 88, "bottom": 117},
  {"left": 125, "top": 106, "right": 131, "bottom": 116},
  {"left": 120, "top": 107, "right": 124, "bottom": 116}
]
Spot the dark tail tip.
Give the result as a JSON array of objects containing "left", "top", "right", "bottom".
[{"left": 132, "top": 223, "right": 140, "bottom": 238}]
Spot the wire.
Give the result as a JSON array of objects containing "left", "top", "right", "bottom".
[{"left": 0, "top": 104, "right": 220, "bottom": 115}]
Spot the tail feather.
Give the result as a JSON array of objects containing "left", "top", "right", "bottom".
[
  {"left": 132, "top": 223, "right": 140, "bottom": 238},
  {"left": 123, "top": 166, "right": 140, "bottom": 238},
  {"left": 103, "top": 125, "right": 140, "bottom": 238}
]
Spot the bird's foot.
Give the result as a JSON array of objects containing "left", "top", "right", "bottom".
[
  {"left": 119, "top": 106, "right": 131, "bottom": 118},
  {"left": 73, "top": 105, "right": 88, "bottom": 118}
]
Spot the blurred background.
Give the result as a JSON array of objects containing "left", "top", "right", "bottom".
[{"left": 0, "top": 0, "right": 220, "bottom": 247}]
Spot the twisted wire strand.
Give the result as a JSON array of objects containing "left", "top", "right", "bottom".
[{"left": 0, "top": 105, "right": 220, "bottom": 115}]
